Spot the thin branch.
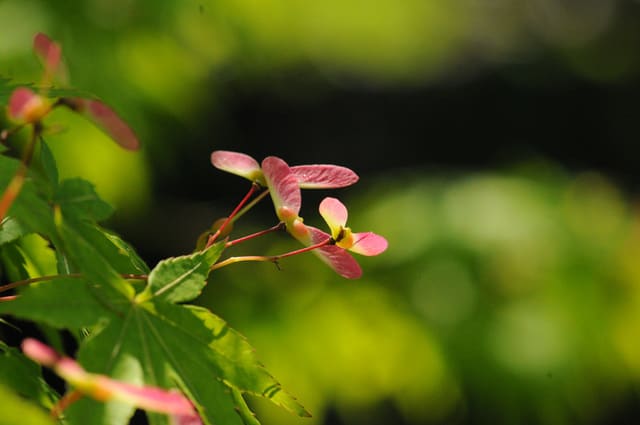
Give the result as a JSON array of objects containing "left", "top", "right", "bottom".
[
  {"left": 206, "top": 182, "right": 260, "bottom": 248},
  {"left": 225, "top": 222, "right": 286, "bottom": 248},
  {"left": 0, "top": 273, "right": 149, "bottom": 294},
  {"left": 211, "top": 237, "right": 333, "bottom": 272},
  {"left": 229, "top": 188, "right": 270, "bottom": 225},
  {"left": 0, "top": 295, "right": 18, "bottom": 302},
  {"left": 50, "top": 390, "right": 83, "bottom": 419}
]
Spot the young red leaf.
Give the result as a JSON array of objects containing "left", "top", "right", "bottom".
[{"left": 60, "top": 98, "right": 140, "bottom": 150}]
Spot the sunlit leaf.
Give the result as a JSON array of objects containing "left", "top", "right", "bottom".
[
  {"left": 231, "top": 387, "right": 261, "bottom": 425},
  {"left": 101, "top": 228, "right": 150, "bottom": 275},
  {"left": 54, "top": 182, "right": 148, "bottom": 292},
  {"left": 143, "top": 243, "right": 225, "bottom": 304},
  {"left": 55, "top": 178, "right": 114, "bottom": 222},
  {"left": 0, "top": 277, "right": 109, "bottom": 329},
  {"left": 0, "top": 248, "right": 309, "bottom": 424}
]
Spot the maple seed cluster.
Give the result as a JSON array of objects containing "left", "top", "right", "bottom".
[
  {"left": 5, "top": 33, "right": 139, "bottom": 150},
  {"left": 1, "top": 33, "right": 139, "bottom": 224},
  {"left": 210, "top": 151, "right": 388, "bottom": 279}
]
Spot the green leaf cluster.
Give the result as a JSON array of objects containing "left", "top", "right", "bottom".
[{"left": 0, "top": 138, "right": 309, "bottom": 424}]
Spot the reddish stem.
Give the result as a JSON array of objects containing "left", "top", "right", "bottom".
[
  {"left": 0, "top": 171, "right": 26, "bottom": 222},
  {"left": 205, "top": 182, "right": 260, "bottom": 248},
  {"left": 51, "top": 390, "right": 83, "bottom": 419},
  {"left": 0, "top": 125, "right": 39, "bottom": 222},
  {"left": 211, "top": 237, "right": 333, "bottom": 271},
  {"left": 0, "top": 295, "right": 18, "bottom": 302},
  {"left": 225, "top": 222, "right": 286, "bottom": 248}
]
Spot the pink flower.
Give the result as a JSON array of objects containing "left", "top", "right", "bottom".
[
  {"left": 211, "top": 150, "right": 359, "bottom": 189},
  {"left": 319, "top": 197, "right": 388, "bottom": 256},
  {"left": 6, "top": 33, "right": 139, "bottom": 151},
  {"left": 261, "top": 156, "right": 386, "bottom": 279},
  {"left": 211, "top": 151, "right": 386, "bottom": 278},
  {"left": 21, "top": 338, "right": 201, "bottom": 423}
]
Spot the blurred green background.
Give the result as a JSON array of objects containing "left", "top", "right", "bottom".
[{"left": 2, "top": 0, "right": 640, "bottom": 424}]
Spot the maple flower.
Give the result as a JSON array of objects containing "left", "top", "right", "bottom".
[
  {"left": 211, "top": 150, "right": 359, "bottom": 188},
  {"left": 21, "top": 338, "right": 201, "bottom": 423},
  {"left": 261, "top": 156, "right": 386, "bottom": 279},
  {"left": 319, "top": 197, "right": 388, "bottom": 256},
  {"left": 6, "top": 33, "right": 139, "bottom": 150}
]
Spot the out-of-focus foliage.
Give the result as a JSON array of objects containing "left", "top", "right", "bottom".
[
  {"left": 0, "top": 383, "right": 53, "bottom": 425},
  {"left": 204, "top": 166, "right": 640, "bottom": 424},
  {"left": 2, "top": 0, "right": 639, "bottom": 214}
]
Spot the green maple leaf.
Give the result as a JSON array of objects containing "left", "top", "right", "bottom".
[
  {"left": 54, "top": 178, "right": 113, "bottom": 222},
  {"left": 0, "top": 243, "right": 310, "bottom": 425}
]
